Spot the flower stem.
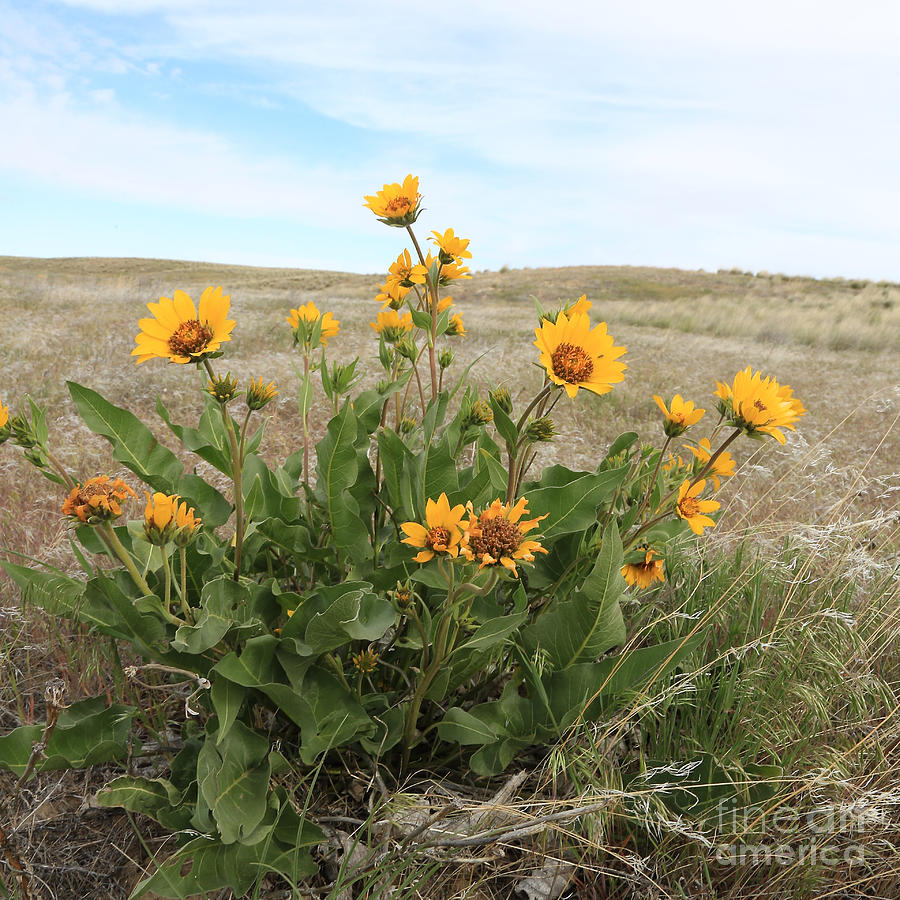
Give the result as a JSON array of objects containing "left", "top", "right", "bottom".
[
  {"left": 162, "top": 550, "right": 172, "bottom": 610},
  {"left": 179, "top": 546, "right": 192, "bottom": 624},
  {"left": 203, "top": 359, "right": 244, "bottom": 581},
  {"left": 632, "top": 436, "right": 671, "bottom": 526},
  {"left": 406, "top": 225, "right": 438, "bottom": 401},
  {"left": 100, "top": 523, "right": 158, "bottom": 604}
]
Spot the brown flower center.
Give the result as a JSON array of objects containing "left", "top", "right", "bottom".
[
  {"left": 426, "top": 526, "right": 452, "bottom": 550},
  {"left": 386, "top": 197, "right": 411, "bottom": 215},
  {"left": 168, "top": 319, "right": 214, "bottom": 357},
  {"left": 679, "top": 497, "right": 700, "bottom": 518},
  {"left": 551, "top": 342, "right": 594, "bottom": 384},
  {"left": 753, "top": 399, "right": 767, "bottom": 411},
  {"left": 470, "top": 516, "right": 523, "bottom": 561}
]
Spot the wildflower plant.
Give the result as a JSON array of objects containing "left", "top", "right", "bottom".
[{"left": 0, "top": 176, "right": 806, "bottom": 898}]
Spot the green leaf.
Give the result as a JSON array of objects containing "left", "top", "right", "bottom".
[
  {"left": 211, "top": 676, "right": 246, "bottom": 746},
  {"left": 416, "top": 434, "right": 459, "bottom": 512},
  {"left": 156, "top": 396, "right": 231, "bottom": 473},
  {"left": 1, "top": 562, "right": 84, "bottom": 618},
  {"left": 378, "top": 428, "right": 417, "bottom": 522},
  {"left": 524, "top": 465, "right": 627, "bottom": 541},
  {"left": 0, "top": 698, "right": 136, "bottom": 778},
  {"left": 522, "top": 523, "right": 626, "bottom": 668},
  {"left": 437, "top": 708, "right": 500, "bottom": 746},
  {"left": 199, "top": 721, "right": 271, "bottom": 844},
  {"left": 132, "top": 834, "right": 316, "bottom": 899},
  {"left": 97, "top": 776, "right": 189, "bottom": 830},
  {"left": 314, "top": 402, "right": 372, "bottom": 562},
  {"left": 489, "top": 395, "right": 518, "bottom": 448},
  {"left": 68, "top": 382, "right": 231, "bottom": 527},
  {"left": 303, "top": 586, "right": 395, "bottom": 655},
  {"left": 455, "top": 611, "right": 528, "bottom": 654},
  {"left": 171, "top": 577, "right": 257, "bottom": 654}
]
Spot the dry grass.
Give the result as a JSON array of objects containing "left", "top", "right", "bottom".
[{"left": 0, "top": 256, "right": 897, "bottom": 899}]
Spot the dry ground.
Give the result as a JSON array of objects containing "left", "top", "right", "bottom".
[{"left": 0, "top": 256, "right": 897, "bottom": 898}]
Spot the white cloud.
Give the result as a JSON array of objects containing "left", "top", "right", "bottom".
[{"left": 3, "top": 0, "right": 900, "bottom": 276}]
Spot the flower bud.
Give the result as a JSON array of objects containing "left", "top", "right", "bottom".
[
  {"left": 490, "top": 387, "right": 513, "bottom": 414},
  {"left": 396, "top": 337, "right": 417, "bottom": 361},
  {"left": 439, "top": 349, "right": 454, "bottom": 370},
  {"left": 464, "top": 400, "right": 494, "bottom": 428},
  {"left": 524, "top": 416, "right": 557, "bottom": 443},
  {"left": 246, "top": 377, "right": 277, "bottom": 410},
  {"left": 399, "top": 416, "right": 417, "bottom": 435},
  {"left": 207, "top": 372, "right": 239, "bottom": 404}
]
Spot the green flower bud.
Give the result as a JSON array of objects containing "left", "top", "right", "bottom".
[
  {"left": 207, "top": 372, "right": 239, "bottom": 404},
  {"left": 439, "top": 349, "right": 454, "bottom": 370},
  {"left": 490, "top": 387, "right": 513, "bottom": 414},
  {"left": 524, "top": 416, "right": 557, "bottom": 443}
]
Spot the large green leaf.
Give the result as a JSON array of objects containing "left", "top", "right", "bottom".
[
  {"left": 314, "top": 402, "right": 372, "bottom": 562},
  {"left": 378, "top": 428, "right": 417, "bottom": 523},
  {"left": 199, "top": 721, "right": 271, "bottom": 844},
  {"left": 171, "top": 576, "right": 258, "bottom": 654},
  {"left": 416, "top": 433, "right": 460, "bottom": 512},
  {"left": 97, "top": 775, "right": 191, "bottom": 830},
  {"left": 523, "top": 464, "right": 627, "bottom": 541},
  {"left": 521, "top": 523, "right": 626, "bottom": 668},
  {"left": 213, "top": 640, "right": 374, "bottom": 763},
  {"left": 0, "top": 698, "right": 136, "bottom": 778},
  {"left": 132, "top": 833, "right": 317, "bottom": 899},
  {"left": 68, "top": 382, "right": 231, "bottom": 527},
  {"left": 303, "top": 586, "right": 395, "bottom": 656},
  {"left": 156, "top": 396, "right": 231, "bottom": 473},
  {"left": 2, "top": 562, "right": 84, "bottom": 618}
]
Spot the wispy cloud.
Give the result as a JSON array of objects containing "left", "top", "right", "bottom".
[{"left": 3, "top": 0, "right": 900, "bottom": 277}]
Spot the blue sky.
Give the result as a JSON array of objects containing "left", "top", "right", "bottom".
[{"left": 2, "top": 0, "right": 899, "bottom": 278}]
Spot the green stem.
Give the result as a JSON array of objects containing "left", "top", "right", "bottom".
[
  {"left": 632, "top": 435, "right": 671, "bottom": 526},
  {"left": 406, "top": 225, "right": 438, "bottom": 401},
  {"left": 204, "top": 359, "right": 245, "bottom": 581},
  {"left": 179, "top": 547, "right": 192, "bottom": 624},
  {"left": 162, "top": 550, "right": 172, "bottom": 611},
  {"left": 101, "top": 524, "right": 152, "bottom": 597}
]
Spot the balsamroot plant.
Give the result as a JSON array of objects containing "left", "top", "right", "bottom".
[{"left": 0, "top": 175, "right": 806, "bottom": 898}]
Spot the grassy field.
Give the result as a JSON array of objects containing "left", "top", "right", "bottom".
[{"left": 0, "top": 256, "right": 897, "bottom": 898}]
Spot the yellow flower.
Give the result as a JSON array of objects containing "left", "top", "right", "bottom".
[
  {"left": 683, "top": 437, "right": 735, "bottom": 490},
  {"left": 286, "top": 302, "right": 340, "bottom": 346},
  {"left": 438, "top": 261, "right": 471, "bottom": 284},
  {"left": 460, "top": 497, "right": 548, "bottom": 575},
  {"left": 0, "top": 399, "right": 8, "bottom": 430},
  {"left": 621, "top": 548, "right": 666, "bottom": 589},
  {"left": 132, "top": 287, "right": 235, "bottom": 365},
  {"left": 376, "top": 280, "right": 411, "bottom": 309},
  {"left": 447, "top": 312, "right": 466, "bottom": 336},
  {"left": 400, "top": 493, "right": 466, "bottom": 563},
  {"left": 662, "top": 453, "right": 685, "bottom": 474},
  {"left": 717, "top": 367, "right": 805, "bottom": 444},
  {"left": 534, "top": 311, "right": 627, "bottom": 399},
  {"left": 143, "top": 491, "right": 179, "bottom": 544},
  {"left": 429, "top": 228, "right": 472, "bottom": 263},
  {"left": 351, "top": 648, "right": 379, "bottom": 673},
  {"left": 363, "top": 174, "right": 422, "bottom": 226},
  {"left": 246, "top": 377, "right": 277, "bottom": 410},
  {"left": 562, "top": 295, "right": 592, "bottom": 318},
  {"left": 370, "top": 309, "right": 413, "bottom": 342},
  {"left": 173, "top": 498, "right": 202, "bottom": 546},
  {"left": 653, "top": 394, "right": 705, "bottom": 436},
  {"left": 675, "top": 479, "right": 720, "bottom": 535},
  {"left": 62, "top": 476, "right": 136, "bottom": 524},
  {"left": 388, "top": 249, "right": 428, "bottom": 287}
]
